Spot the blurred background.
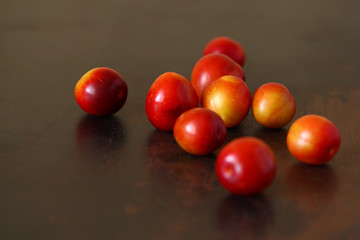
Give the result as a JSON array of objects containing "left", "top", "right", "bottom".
[{"left": 1, "top": 0, "right": 360, "bottom": 239}]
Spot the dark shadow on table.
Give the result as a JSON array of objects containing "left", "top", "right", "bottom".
[
  {"left": 284, "top": 162, "right": 338, "bottom": 212},
  {"left": 216, "top": 194, "right": 274, "bottom": 239},
  {"left": 75, "top": 114, "right": 127, "bottom": 162},
  {"left": 145, "top": 130, "right": 217, "bottom": 195}
]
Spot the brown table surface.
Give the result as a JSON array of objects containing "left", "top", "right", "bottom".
[{"left": 1, "top": 0, "right": 360, "bottom": 239}]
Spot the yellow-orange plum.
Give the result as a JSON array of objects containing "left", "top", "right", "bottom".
[
  {"left": 201, "top": 75, "right": 251, "bottom": 128},
  {"left": 252, "top": 82, "right": 296, "bottom": 128}
]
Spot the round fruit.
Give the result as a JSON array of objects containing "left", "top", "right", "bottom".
[
  {"left": 173, "top": 108, "right": 226, "bottom": 155},
  {"left": 74, "top": 67, "right": 128, "bottom": 116},
  {"left": 203, "top": 36, "right": 246, "bottom": 66},
  {"left": 287, "top": 114, "right": 341, "bottom": 165},
  {"left": 191, "top": 53, "right": 245, "bottom": 99},
  {"left": 201, "top": 75, "right": 251, "bottom": 128},
  {"left": 252, "top": 82, "right": 296, "bottom": 128},
  {"left": 216, "top": 137, "right": 276, "bottom": 195},
  {"left": 145, "top": 72, "right": 199, "bottom": 131}
]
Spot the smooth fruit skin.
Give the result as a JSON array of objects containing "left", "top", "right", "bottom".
[
  {"left": 203, "top": 36, "right": 246, "bottom": 66},
  {"left": 201, "top": 75, "right": 251, "bottom": 128},
  {"left": 173, "top": 108, "right": 226, "bottom": 155},
  {"left": 216, "top": 137, "right": 276, "bottom": 195},
  {"left": 145, "top": 72, "right": 199, "bottom": 131},
  {"left": 287, "top": 115, "right": 341, "bottom": 165},
  {"left": 75, "top": 67, "right": 128, "bottom": 116},
  {"left": 191, "top": 53, "right": 245, "bottom": 99},
  {"left": 252, "top": 82, "right": 296, "bottom": 128}
]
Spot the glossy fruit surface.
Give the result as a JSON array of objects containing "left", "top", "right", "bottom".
[
  {"left": 203, "top": 36, "right": 246, "bottom": 66},
  {"left": 173, "top": 108, "right": 226, "bottom": 155},
  {"left": 287, "top": 114, "right": 341, "bottom": 165},
  {"left": 252, "top": 82, "right": 296, "bottom": 128},
  {"left": 201, "top": 75, "right": 251, "bottom": 128},
  {"left": 216, "top": 137, "right": 276, "bottom": 195},
  {"left": 145, "top": 72, "right": 199, "bottom": 131},
  {"left": 191, "top": 53, "right": 245, "bottom": 98},
  {"left": 75, "top": 67, "right": 128, "bottom": 116}
]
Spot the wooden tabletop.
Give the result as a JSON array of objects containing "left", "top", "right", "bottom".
[{"left": 1, "top": 0, "right": 360, "bottom": 239}]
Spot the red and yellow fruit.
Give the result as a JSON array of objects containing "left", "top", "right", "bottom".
[
  {"left": 145, "top": 72, "right": 199, "bottom": 131},
  {"left": 252, "top": 82, "right": 296, "bottom": 128},
  {"left": 203, "top": 36, "right": 246, "bottom": 66},
  {"left": 191, "top": 53, "right": 245, "bottom": 99},
  {"left": 75, "top": 67, "right": 128, "bottom": 116},
  {"left": 287, "top": 114, "right": 341, "bottom": 165},
  {"left": 201, "top": 75, "right": 251, "bottom": 128},
  {"left": 216, "top": 137, "right": 276, "bottom": 195},
  {"left": 173, "top": 108, "right": 226, "bottom": 155}
]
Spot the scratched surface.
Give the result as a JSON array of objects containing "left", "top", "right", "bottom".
[{"left": 1, "top": 0, "right": 360, "bottom": 239}]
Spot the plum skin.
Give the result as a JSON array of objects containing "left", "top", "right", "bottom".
[{"left": 75, "top": 67, "right": 128, "bottom": 116}]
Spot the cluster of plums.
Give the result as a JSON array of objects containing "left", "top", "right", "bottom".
[{"left": 75, "top": 36, "right": 341, "bottom": 195}]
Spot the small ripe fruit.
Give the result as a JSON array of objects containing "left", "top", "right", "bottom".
[
  {"left": 287, "top": 114, "right": 341, "bottom": 165},
  {"left": 191, "top": 53, "right": 245, "bottom": 99},
  {"left": 145, "top": 72, "right": 199, "bottom": 131},
  {"left": 203, "top": 36, "right": 246, "bottom": 66},
  {"left": 252, "top": 82, "right": 296, "bottom": 128},
  {"left": 201, "top": 75, "right": 251, "bottom": 128},
  {"left": 173, "top": 108, "right": 226, "bottom": 155},
  {"left": 216, "top": 137, "right": 276, "bottom": 195},
  {"left": 75, "top": 67, "right": 128, "bottom": 116}
]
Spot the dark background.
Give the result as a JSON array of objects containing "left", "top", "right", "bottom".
[{"left": 1, "top": 0, "right": 360, "bottom": 239}]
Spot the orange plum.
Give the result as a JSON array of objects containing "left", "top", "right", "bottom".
[
  {"left": 287, "top": 115, "right": 341, "bottom": 165},
  {"left": 252, "top": 82, "right": 296, "bottom": 128}
]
